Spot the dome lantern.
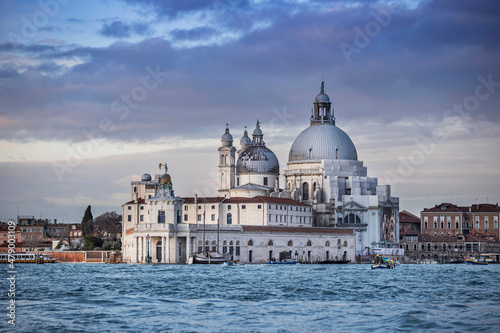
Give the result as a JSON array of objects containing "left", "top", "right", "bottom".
[{"left": 311, "top": 81, "right": 335, "bottom": 126}]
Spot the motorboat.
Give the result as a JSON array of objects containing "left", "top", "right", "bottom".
[{"left": 465, "top": 256, "right": 488, "bottom": 265}]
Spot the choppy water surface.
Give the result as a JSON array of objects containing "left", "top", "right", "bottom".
[{"left": 2, "top": 263, "right": 500, "bottom": 332}]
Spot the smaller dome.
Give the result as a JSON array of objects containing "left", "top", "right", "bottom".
[
  {"left": 141, "top": 173, "right": 152, "bottom": 182},
  {"left": 221, "top": 125, "right": 233, "bottom": 147},
  {"left": 236, "top": 146, "right": 279, "bottom": 174},
  {"left": 240, "top": 128, "right": 251, "bottom": 146},
  {"left": 160, "top": 174, "right": 171, "bottom": 184},
  {"left": 315, "top": 93, "right": 330, "bottom": 103}
]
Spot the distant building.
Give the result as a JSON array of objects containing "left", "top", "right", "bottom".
[
  {"left": 398, "top": 210, "right": 421, "bottom": 254},
  {"left": 413, "top": 203, "right": 500, "bottom": 262}
]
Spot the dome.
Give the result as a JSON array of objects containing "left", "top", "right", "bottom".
[
  {"left": 288, "top": 124, "right": 357, "bottom": 162},
  {"left": 236, "top": 145, "right": 279, "bottom": 174},
  {"left": 160, "top": 173, "right": 171, "bottom": 184},
  {"left": 315, "top": 93, "right": 330, "bottom": 103},
  {"left": 221, "top": 125, "right": 233, "bottom": 147},
  {"left": 240, "top": 129, "right": 251, "bottom": 146},
  {"left": 141, "top": 173, "right": 152, "bottom": 182}
]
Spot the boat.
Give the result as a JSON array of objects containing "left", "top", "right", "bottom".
[
  {"left": 0, "top": 253, "right": 57, "bottom": 264},
  {"left": 371, "top": 256, "right": 395, "bottom": 269},
  {"left": 371, "top": 263, "right": 394, "bottom": 269},
  {"left": 223, "top": 260, "right": 244, "bottom": 266},
  {"left": 192, "top": 252, "right": 231, "bottom": 264},
  {"left": 465, "top": 256, "right": 488, "bottom": 265},
  {"left": 318, "top": 259, "right": 351, "bottom": 264},
  {"left": 268, "top": 259, "right": 299, "bottom": 265}
]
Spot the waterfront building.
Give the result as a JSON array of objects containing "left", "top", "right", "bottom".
[
  {"left": 421, "top": 203, "right": 500, "bottom": 241},
  {"left": 398, "top": 210, "right": 421, "bottom": 255},
  {"left": 122, "top": 83, "right": 401, "bottom": 263}
]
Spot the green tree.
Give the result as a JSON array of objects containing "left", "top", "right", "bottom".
[
  {"left": 81, "top": 205, "right": 94, "bottom": 237},
  {"left": 83, "top": 235, "right": 103, "bottom": 250}
]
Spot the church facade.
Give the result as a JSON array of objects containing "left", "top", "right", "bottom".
[{"left": 121, "top": 83, "right": 398, "bottom": 263}]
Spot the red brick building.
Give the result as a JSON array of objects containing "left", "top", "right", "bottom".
[
  {"left": 399, "top": 210, "right": 421, "bottom": 253},
  {"left": 421, "top": 203, "right": 500, "bottom": 240}
]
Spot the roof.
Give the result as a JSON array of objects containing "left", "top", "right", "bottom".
[
  {"left": 123, "top": 198, "right": 146, "bottom": 205},
  {"left": 470, "top": 203, "right": 500, "bottom": 213},
  {"left": 421, "top": 203, "right": 468, "bottom": 213},
  {"left": 400, "top": 230, "right": 420, "bottom": 236},
  {"left": 181, "top": 196, "right": 310, "bottom": 206},
  {"left": 399, "top": 210, "right": 421, "bottom": 223}
]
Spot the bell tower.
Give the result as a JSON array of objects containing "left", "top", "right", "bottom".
[{"left": 218, "top": 124, "right": 236, "bottom": 194}]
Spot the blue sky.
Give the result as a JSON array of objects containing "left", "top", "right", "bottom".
[{"left": 0, "top": 0, "right": 499, "bottom": 222}]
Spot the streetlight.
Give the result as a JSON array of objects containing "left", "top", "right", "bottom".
[{"left": 146, "top": 234, "right": 151, "bottom": 263}]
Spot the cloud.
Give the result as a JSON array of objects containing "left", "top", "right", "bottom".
[{"left": 99, "top": 20, "right": 152, "bottom": 38}]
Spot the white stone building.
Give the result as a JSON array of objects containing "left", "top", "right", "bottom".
[{"left": 122, "top": 82, "right": 398, "bottom": 263}]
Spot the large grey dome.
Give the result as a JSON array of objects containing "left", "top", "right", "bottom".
[
  {"left": 237, "top": 145, "right": 279, "bottom": 174},
  {"left": 288, "top": 124, "right": 357, "bottom": 162}
]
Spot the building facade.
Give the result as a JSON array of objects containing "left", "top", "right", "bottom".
[{"left": 122, "top": 83, "right": 402, "bottom": 263}]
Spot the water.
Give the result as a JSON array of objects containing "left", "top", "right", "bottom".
[{"left": 2, "top": 263, "right": 500, "bottom": 332}]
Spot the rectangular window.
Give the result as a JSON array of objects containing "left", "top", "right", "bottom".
[
  {"left": 495, "top": 219, "right": 499, "bottom": 229},
  {"left": 198, "top": 205, "right": 202, "bottom": 209},
  {"left": 485, "top": 221, "right": 489, "bottom": 229},
  {"left": 128, "top": 206, "right": 131, "bottom": 210},
  {"left": 424, "top": 222, "right": 428, "bottom": 229},
  {"left": 197, "top": 215, "right": 202, "bottom": 222},
  {"left": 158, "top": 211, "right": 165, "bottom": 223},
  {"left": 228, "top": 205, "right": 231, "bottom": 210},
  {"left": 242, "top": 205, "right": 246, "bottom": 209},
  {"left": 184, "top": 214, "right": 188, "bottom": 221},
  {"left": 184, "top": 206, "right": 188, "bottom": 210},
  {"left": 257, "top": 205, "right": 262, "bottom": 209},
  {"left": 237, "top": 178, "right": 240, "bottom": 186},
  {"left": 440, "top": 222, "right": 444, "bottom": 229},
  {"left": 263, "top": 177, "right": 268, "bottom": 186},
  {"left": 433, "top": 222, "right": 437, "bottom": 228},
  {"left": 447, "top": 221, "right": 451, "bottom": 228},
  {"left": 127, "top": 215, "right": 131, "bottom": 222},
  {"left": 140, "top": 206, "right": 144, "bottom": 210},
  {"left": 211, "top": 214, "right": 215, "bottom": 221},
  {"left": 212, "top": 205, "right": 215, "bottom": 209},
  {"left": 140, "top": 215, "right": 143, "bottom": 222}
]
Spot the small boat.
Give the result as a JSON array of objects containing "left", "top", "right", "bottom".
[
  {"left": 223, "top": 260, "right": 244, "bottom": 266},
  {"left": 465, "top": 256, "right": 488, "bottom": 265},
  {"left": 371, "top": 257, "right": 395, "bottom": 269},
  {"left": 192, "top": 252, "right": 231, "bottom": 264},
  {"left": 318, "top": 259, "right": 351, "bottom": 264},
  {"left": 371, "top": 263, "right": 394, "bottom": 269},
  {"left": 268, "top": 259, "right": 299, "bottom": 265}
]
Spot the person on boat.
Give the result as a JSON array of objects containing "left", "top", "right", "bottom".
[{"left": 375, "top": 254, "right": 381, "bottom": 264}]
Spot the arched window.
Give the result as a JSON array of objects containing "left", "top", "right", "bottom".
[
  {"left": 302, "top": 182, "right": 309, "bottom": 201},
  {"left": 442, "top": 243, "right": 447, "bottom": 252},
  {"left": 313, "top": 182, "right": 317, "bottom": 192},
  {"left": 268, "top": 240, "right": 274, "bottom": 246},
  {"left": 287, "top": 240, "right": 293, "bottom": 247},
  {"left": 197, "top": 240, "right": 202, "bottom": 253},
  {"left": 227, "top": 213, "right": 232, "bottom": 224},
  {"left": 223, "top": 240, "right": 227, "bottom": 253},
  {"left": 325, "top": 241, "right": 330, "bottom": 247},
  {"left": 235, "top": 241, "right": 240, "bottom": 256},
  {"left": 211, "top": 241, "right": 217, "bottom": 252},
  {"left": 229, "top": 241, "right": 233, "bottom": 246},
  {"left": 205, "top": 240, "right": 209, "bottom": 252},
  {"left": 306, "top": 240, "right": 312, "bottom": 247},
  {"left": 248, "top": 239, "right": 253, "bottom": 246},
  {"left": 427, "top": 243, "right": 431, "bottom": 251},
  {"left": 343, "top": 241, "right": 347, "bottom": 247},
  {"left": 343, "top": 214, "right": 361, "bottom": 224}
]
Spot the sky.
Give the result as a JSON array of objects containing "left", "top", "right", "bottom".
[{"left": 0, "top": 0, "right": 499, "bottom": 223}]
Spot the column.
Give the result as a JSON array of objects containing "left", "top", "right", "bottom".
[
  {"left": 186, "top": 236, "right": 191, "bottom": 264},
  {"left": 138, "top": 237, "right": 143, "bottom": 263},
  {"left": 173, "top": 236, "right": 178, "bottom": 264},
  {"left": 134, "top": 237, "right": 139, "bottom": 263},
  {"left": 163, "top": 236, "right": 167, "bottom": 263},
  {"left": 166, "top": 236, "right": 171, "bottom": 263}
]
